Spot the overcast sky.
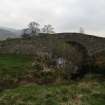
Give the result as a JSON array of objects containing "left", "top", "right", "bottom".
[{"left": 0, "top": 0, "right": 105, "bottom": 36}]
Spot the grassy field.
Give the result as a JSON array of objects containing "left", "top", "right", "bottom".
[
  {"left": 0, "top": 81, "right": 105, "bottom": 105},
  {"left": 0, "top": 54, "right": 33, "bottom": 69},
  {"left": 0, "top": 54, "right": 105, "bottom": 105},
  {"left": 0, "top": 54, "right": 34, "bottom": 90},
  {"left": 0, "top": 55, "right": 33, "bottom": 77}
]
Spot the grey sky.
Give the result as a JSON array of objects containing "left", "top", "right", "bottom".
[{"left": 0, "top": 0, "right": 105, "bottom": 36}]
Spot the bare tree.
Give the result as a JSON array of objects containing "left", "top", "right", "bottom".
[
  {"left": 21, "top": 28, "right": 31, "bottom": 38},
  {"left": 42, "top": 24, "right": 54, "bottom": 34},
  {"left": 28, "top": 21, "right": 40, "bottom": 35}
]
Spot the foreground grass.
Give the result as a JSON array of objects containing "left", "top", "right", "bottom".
[
  {"left": 0, "top": 54, "right": 105, "bottom": 105},
  {"left": 0, "top": 81, "right": 105, "bottom": 105}
]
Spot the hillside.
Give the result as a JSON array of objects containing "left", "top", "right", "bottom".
[
  {"left": 0, "top": 28, "right": 21, "bottom": 40},
  {"left": 0, "top": 28, "right": 16, "bottom": 40}
]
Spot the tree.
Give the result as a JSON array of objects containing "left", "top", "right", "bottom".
[
  {"left": 28, "top": 21, "right": 40, "bottom": 35},
  {"left": 42, "top": 24, "right": 54, "bottom": 34},
  {"left": 21, "top": 28, "right": 31, "bottom": 38}
]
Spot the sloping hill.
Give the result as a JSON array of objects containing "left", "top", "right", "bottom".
[
  {"left": 0, "top": 27, "right": 22, "bottom": 40},
  {"left": 2, "top": 27, "right": 22, "bottom": 36},
  {"left": 0, "top": 28, "right": 19, "bottom": 40}
]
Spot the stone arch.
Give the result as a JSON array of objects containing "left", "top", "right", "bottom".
[
  {"left": 65, "top": 41, "right": 89, "bottom": 80},
  {"left": 66, "top": 41, "right": 89, "bottom": 65}
]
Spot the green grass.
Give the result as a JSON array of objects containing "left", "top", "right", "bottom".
[
  {"left": 0, "top": 54, "right": 105, "bottom": 105},
  {"left": 0, "top": 54, "right": 32, "bottom": 67},
  {"left": 0, "top": 81, "right": 105, "bottom": 105},
  {"left": 0, "top": 55, "right": 33, "bottom": 77},
  {"left": 0, "top": 54, "right": 34, "bottom": 89}
]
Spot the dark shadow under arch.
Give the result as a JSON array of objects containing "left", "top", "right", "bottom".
[{"left": 66, "top": 41, "right": 90, "bottom": 80}]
